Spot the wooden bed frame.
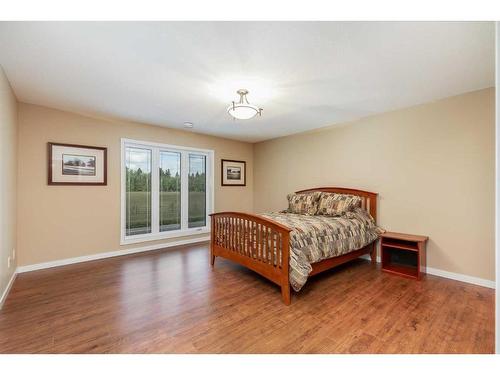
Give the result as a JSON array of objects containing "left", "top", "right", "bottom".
[{"left": 209, "top": 187, "right": 378, "bottom": 305}]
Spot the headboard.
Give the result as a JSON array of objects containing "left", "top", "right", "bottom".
[{"left": 295, "top": 187, "right": 378, "bottom": 223}]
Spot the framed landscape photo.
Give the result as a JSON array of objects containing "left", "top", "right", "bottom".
[
  {"left": 48, "top": 142, "right": 107, "bottom": 185},
  {"left": 221, "top": 159, "right": 246, "bottom": 186}
]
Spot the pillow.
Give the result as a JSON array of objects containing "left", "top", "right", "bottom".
[
  {"left": 286, "top": 191, "right": 321, "bottom": 215},
  {"left": 316, "top": 192, "right": 362, "bottom": 216}
]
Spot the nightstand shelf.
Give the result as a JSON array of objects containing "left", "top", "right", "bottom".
[
  {"left": 381, "top": 242, "right": 419, "bottom": 252},
  {"left": 382, "top": 263, "right": 419, "bottom": 279},
  {"left": 380, "top": 232, "right": 428, "bottom": 280}
]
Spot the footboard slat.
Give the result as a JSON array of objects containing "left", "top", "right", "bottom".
[
  {"left": 264, "top": 226, "right": 268, "bottom": 263},
  {"left": 210, "top": 212, "right": 292, "bottom": 304},
  {"left": 269, "top": 230, "right": 274, "bottom": 266},
  {"left": 256, "top": 223, "right": 261, "bottom": 261}
]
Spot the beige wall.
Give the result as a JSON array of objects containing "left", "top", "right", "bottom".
[
  {"left": 13, "top": 88, "right": 497, "bottom": 282},
  {"left": 17, "top": 103, "right": 254, "bottom": 266},
  {"left": 0, "top": 67, "right": 18, "bottom": 302},
  {"left": 254, "top": 88, "right": 495, "bottom": 281}
]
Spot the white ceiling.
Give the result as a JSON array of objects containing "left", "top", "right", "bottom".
[{"left": 0, "top": 22, "right": 495, "bottom": 143}]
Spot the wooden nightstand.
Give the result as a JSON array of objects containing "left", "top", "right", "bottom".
[{"left": 380, "top": 232, "right": 428, "bottom": 280}]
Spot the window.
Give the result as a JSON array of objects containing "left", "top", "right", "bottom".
[
  {"left": 188, "top": 154, "right": 206, "bottom": 228},
  {"left": 160, "top": 151, "right": 181, "bottom": 232},
  {"left": 125, "top": 147, "right": 152, "bottom": 236},
  {"left": 121, "top": 139, "right": 213, "bottom": 244}
]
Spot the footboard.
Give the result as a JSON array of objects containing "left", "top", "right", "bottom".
[{"left": 210, "top": 212, "right": 293, "bottom": 305}]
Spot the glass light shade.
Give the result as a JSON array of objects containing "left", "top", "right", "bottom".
[{"left": 227, "top": 104, "right": 260, "bottom": 120}]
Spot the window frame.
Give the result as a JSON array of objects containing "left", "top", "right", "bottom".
[{"left": 120, "top": 138, "right": 214, "bottom": 245}]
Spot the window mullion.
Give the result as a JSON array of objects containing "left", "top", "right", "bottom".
[
  {"left": 151, "top": 147, "right": 160, "bottom": 235},
  {"left": 181, "top": 152, "right": 189, "bottom": 230}
]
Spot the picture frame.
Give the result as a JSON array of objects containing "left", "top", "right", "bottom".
[
  {"left": 48, "top": 142, "right": 107, "bottom": 185},
  {"left": 221, "top": 159, "right": 246, "bottom": 186}
]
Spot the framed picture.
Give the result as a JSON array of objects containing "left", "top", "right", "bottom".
[
  {"left": 221, "top": 159, "right": 246, "bottom": 186},
  {"left": 48, "top": 142, "right": 107, "bottom": 185}
]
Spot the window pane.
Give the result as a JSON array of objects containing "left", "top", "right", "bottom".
[
  {"left": 188, "top": 154, "right": 206, "bottom": 228},
  {"left": 159, "top": 151, "right": 181, "bottom": 232},
  {"left": 125, "top": 147, "right": 152, "bottom": 236}
]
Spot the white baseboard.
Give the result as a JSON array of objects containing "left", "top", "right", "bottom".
[
  {"left": 0, "top": 271, "right": 17, "bottom": 309},
  {"left": 424, "top": 266, "right": 495, "bottom": 289},
  {"left": 16, "top": 236, "right": 211, "bottom": 274},
  {"left": 361, "top": 255, "right": 495, "bottom": 289}
]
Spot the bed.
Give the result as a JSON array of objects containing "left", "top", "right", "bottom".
[{"left": 209, "top": 187, "right": 381, "bottom": 305}]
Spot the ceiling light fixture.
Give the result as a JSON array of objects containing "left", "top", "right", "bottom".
[{"left": 227, "top": 89, "right": 263, "bottom": 120}]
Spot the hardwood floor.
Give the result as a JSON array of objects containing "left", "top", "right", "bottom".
[{"left": 0, "top": 242, "right": 494, "bottom": 353}]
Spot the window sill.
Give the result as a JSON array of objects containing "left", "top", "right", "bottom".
[{"left": 120, "top": 227, "right": 210, "bottom": 246}]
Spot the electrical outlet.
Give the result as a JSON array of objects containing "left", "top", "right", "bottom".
[{"left": 7, "top": 256, "right": 11, "bottom": 269}]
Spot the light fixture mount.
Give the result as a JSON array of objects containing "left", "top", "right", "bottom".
[{"left": 227, "top": 89, "right": 263, "bottom": 120}]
